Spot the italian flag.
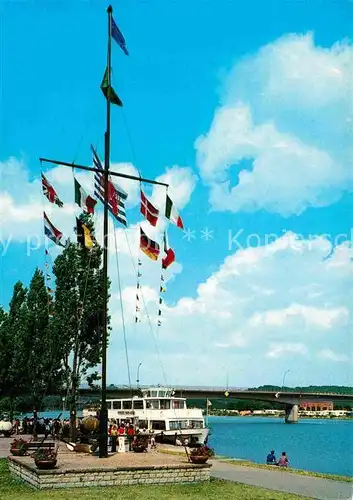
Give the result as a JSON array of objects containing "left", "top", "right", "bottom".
[
  {"left": 165, "top": 195, "right": 184, "bottom": 229},
  {"left": 74, "top": 178, "right": 97, "bottom": 215}
]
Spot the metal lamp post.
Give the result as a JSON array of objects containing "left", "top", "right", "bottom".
[
  {"left": 282, "top": 370, "right": 291, "bottom": 391},
  {"left": 136, "top": 362, "right": 142, "bottom": 388}
]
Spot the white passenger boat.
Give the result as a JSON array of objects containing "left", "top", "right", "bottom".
[{"left": 83, "top": 387, "right": 209, "bottom": 445}]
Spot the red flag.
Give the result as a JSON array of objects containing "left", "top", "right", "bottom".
[
  {"left": 140, "top": 190, "right": 159, "bottom": 227},
  {"left": 107, "top": 180, "right": 118, "bottom": 215},
  {"left": 162, "top": 232, "right": 175, "bottom": 270}
]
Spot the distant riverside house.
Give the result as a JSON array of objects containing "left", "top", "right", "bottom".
[
  {"left": 300, "top": 401, "right": 333, "bottom": 411},
  {"left": 252, "top": 410, "right": 283, "bottom": 416}
]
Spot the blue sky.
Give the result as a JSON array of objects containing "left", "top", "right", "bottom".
[{"left": 1, "top": 0, "right": 352, "bottom": 388}]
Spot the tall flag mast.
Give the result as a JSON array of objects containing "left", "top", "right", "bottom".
[
  {"left": 99, "top": 4, "right": 114, "bottom": 458},
  {"left": 39, "top": 5, "right": 169, "bottom": 458}
]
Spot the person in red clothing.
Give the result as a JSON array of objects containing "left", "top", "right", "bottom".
[
  {"left": 278, "top": 452, "right": 289, "bottom": 467},
  {"left": 117, "top": 424, "right": 126, "bottom": 453},
  {"left": 127, "top": 424, "right": 135, "bottom": 451}
]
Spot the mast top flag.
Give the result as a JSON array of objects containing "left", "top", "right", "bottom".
[{"left": 111, "top": 15, "right": 129, "bottom": 55}]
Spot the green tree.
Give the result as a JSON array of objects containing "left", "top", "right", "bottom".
[
  {"left": 0, "top": 307, "right": 10, "bottom": 399},
  {"left": 52, "top": 214, "right": 109, "bottom": 440},
  {"left": 4, "top": 282, "right": 29, "bottom": 418},
  {"left": 25, "top": 269, "right": 63, "bottom": 412}
]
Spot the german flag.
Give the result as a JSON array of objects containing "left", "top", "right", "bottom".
[{"left": 140, "top": 227, "right": 160, "bottom": 261}]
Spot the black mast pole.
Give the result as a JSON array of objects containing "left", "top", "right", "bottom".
[{"left": 99, "top": 4, "right": 113, "bottom": 458}]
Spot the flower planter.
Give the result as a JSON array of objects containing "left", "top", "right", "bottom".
[
  {"left": 189, "top": 455, "right": 209, "bottom": 464},
  {"left": 132, "top": 445, "right": 146, "bottom": 453},
  {"left": 35, "top": 459, "right": 57, "bottom": 470},
  {"left": 10, "top": 448, "right": 27, "bottom": 456}
]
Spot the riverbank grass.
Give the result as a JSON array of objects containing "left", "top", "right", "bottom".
[
  {"left": 218, "top": 458, "right": 353, "bottom": 483},
  {"left": 158, "top": 448, "right": 353, "bottom": 483},
  {"left": 0, "top": 458, "right": 311, "bottom": 500}
]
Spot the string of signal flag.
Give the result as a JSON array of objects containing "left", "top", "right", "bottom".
[{"left": 40, "top": 152, "right": 184, "bottom": 326}]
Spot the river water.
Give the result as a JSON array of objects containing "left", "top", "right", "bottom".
[{"left": 207, "top": 416, "right": 353, "bottom": 477}]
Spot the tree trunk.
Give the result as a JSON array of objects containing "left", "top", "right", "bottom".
[
  {"left": 33, "top": 407, "right": 38, "bottom": 440},
  {"left": 69, "top": 382, "right": 77, "bottom": 442},
  {"left": 70, "top": 327, "right": 80, "bottom": 442},
  {"left": 9, "top": 397, "right": 14, "bottom": 422}
]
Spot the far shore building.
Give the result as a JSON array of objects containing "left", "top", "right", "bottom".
[{"left": 300, "top": 401, "right": 333, "bottom": 412}]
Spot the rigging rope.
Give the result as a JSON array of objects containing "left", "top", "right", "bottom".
[
  {"left": 113, "top": 223, "right": 132, "bottom": 392},
  {"left": 122, "top": 228, "right": 168, "bottom": 387}
]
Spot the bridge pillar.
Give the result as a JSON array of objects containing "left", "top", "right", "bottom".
[{"left": 285, "top": 404, "right": 299, "bottom": 424}]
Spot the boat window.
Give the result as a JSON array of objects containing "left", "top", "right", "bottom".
[
  {"left": 158, "top": 390, "right": 166, "bottom": 397},
  {"left": 151, "top": 390, "right": 158, "bottom": 398},
  {"left": 123, "top": 400, "right": 132, "bottom": 410},
  {"left": 138, "top": 420, "right": 148, "bottom": 430},
  {"left": 133, "top": 400, "right": 144, "bottom": 410},
  {"left": 151, "top": 420, "right": 166, "bottom": 430},
  {"left": 189, "top": 420, "right": 203, "bottom": 429},
  {"left": 146, "top": 399, "right": 159, "bottom": 409},
  {"left": 172, "top": 400, "right": 185, "bottom": 409},
  {"left": 169, "top": 420, "right": 188, "bottom": 430},
  {"left": 107, "top": 401, "right": 112, "bottom": 410},
  {"left": 160, "top": 400, "right": 170, "bottom": 409},
  {"left": 112, "top": 401, "right": 121, "bottom": 410}
]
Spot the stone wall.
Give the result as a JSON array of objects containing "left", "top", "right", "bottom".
[{"left": 9, "top": 457, "right": 210, "bottom": 490}]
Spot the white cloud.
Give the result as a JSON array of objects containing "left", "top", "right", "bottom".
[
  {"left": 250, "top": 304, "right": 349, "bottom": 329},
  {"left": 195, "top": 33, "right": 353, "bottom": 216},
  {"left": 317, "top": 349, "right": 350, "bottom": 363},
  {"left": 132, "top": 232, "right": 351, "bottom": 386},
  {"left": 266, "top": 343, "right": 308, "bottom": 358},
  {"left": 152, "top": 165, "right": 197, "bottom": 214}
]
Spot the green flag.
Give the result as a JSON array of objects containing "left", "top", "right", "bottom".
[{"left": 101, "top": 67, "right": 123, "bottom": 106}]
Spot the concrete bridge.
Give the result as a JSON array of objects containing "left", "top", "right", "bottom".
[{"left": 79, "top": 386, "right": 353, "bottom": 424}]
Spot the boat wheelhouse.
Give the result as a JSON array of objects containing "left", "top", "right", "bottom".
[{"left": 83, "top": 387, "right": 209, "bottom": 445}]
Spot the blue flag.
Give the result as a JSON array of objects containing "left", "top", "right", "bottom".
[{"left": 111, "top": 16, "right": 129, "bottom": 55}]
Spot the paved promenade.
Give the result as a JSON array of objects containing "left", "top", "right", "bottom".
[{"left": 211, "top": 460, "right": 353, "bottom": 500}]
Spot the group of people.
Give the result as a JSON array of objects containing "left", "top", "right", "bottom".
[
  {"left": 266, "top": 450, "right": 289, "bottom": 467},
  {"left": 108, "top": 420, "right": 156, "bottom": 452},
  {"left": 12, "top": 417, "right": 64, "bottom": 439}
]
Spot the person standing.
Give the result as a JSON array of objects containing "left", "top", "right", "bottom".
[
  {"left": 127, "top": 424, "right": 135, "bottom": 451},
  {"left": 110, "top": 425, "right": 118, "bottom": 453},
  {"left": 118, "top": 424, "right": 126, "bottom": 453},
  {"left": 150, "top": 432, "right": 156, "bottom": 449}
]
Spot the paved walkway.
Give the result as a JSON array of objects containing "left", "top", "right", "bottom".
[{"left": 210, "top": 461, "right": 353, "bottom": 500}]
